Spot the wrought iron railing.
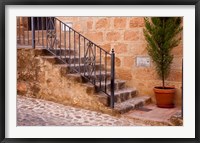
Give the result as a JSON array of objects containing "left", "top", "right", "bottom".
[{"left": 17, "top": 17, "right": 115, "bottom": 108}]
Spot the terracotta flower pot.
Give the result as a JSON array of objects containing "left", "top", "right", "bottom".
[{"left": 154, "top": 86, "right": 176, "bottom": 108}]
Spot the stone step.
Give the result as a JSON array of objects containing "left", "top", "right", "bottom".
[
  {"left": 48, "top": 48, "right": 76, "bottom": 56},
  {"left": 59, "top": 56, "right": 85, "bottom": 64},
  {"left": 17, "top": 39, "right": 48, "bottom": 46},
  {"left": 82, "top": 70, "right": 111, "bottom": 83},
  {"left": 66, "top": 70, "right": 111, "bottom": 84},
  {"left": 95, "top": 79, "right": 126, "bottom": 92},
  {"left": 114, "top": 96, "right": 151, "bottom": 114},
  {"left": 34, "top": 48, "right": 53, "bottom": 56},
  {"left": 34, "top": 48, "right": 76, "bottom": 57},
  {"left": 55, "top": 63, "right": 102, "bottom": 74},
  {"left": 40, "top": 56, "right": 65, "bottom": 64},
  {"left": 113, "top": 88, "right": 137, "bottom": 103},
  {"left": 97, "top": 88, "right": 137, "bottom": 106},
  {"left": 35, "top": 48, "right": 105, "bottom": 65}
]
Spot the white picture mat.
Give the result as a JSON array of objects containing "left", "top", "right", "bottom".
[{"left": 5, "top": 5, "right": 195, "bottom": 138}]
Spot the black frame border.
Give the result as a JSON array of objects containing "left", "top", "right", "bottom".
[{"left": 1, "top": 0, "right": 199, "bottom": 143}]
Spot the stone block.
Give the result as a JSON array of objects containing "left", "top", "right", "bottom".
[
  {"left": 114, "top": 17, "right": 126, "bottom": 29},
  {"left": 100, "top": 43, "right": 111, "bottom": 52},
  {"left": 17, "top": 81, "right": 27, "bottom": 95},
  {"left": 87, "top": 20, "right": 93, "bottom": 30},
  {"left": 171, "top": 44, "right": 183, "bottom": 56},
  {"left": 124, "top": 30, "right": 140, "bottom": 41},
  {"left": 129, "top": 17, "right": 145, "bottom": 28},
  {"left": 95, "top": 18, "right": 110, "bottom": 29},
  {"left": 123, "top": 56, "right": 134, "bottom": 67},
  {"left": 105, "top": 56, "right": 121, "bottom": 67},
  {"left": 167, "top": 70, "right": 182, "bottom": 82},
  {"left": 106, "top": 32, "right": 121, "bottom": 41},
  {"left": 134, "top": 68, "right": 158, "bottom": 80},
  {"left": 85, "top": 32, "right": 103, "bottom": 42},
  {"left": 171, "top": 57, "right": 183, "bottom": 70},
  {"left": 114, "top": 43, "right": 128, "bottom": 54},
  {"left": 116, "top": 68, "right": 132, "bottom": 80},
  {"left": 128, "top": 43, "right": 147, "bottom": 55}
]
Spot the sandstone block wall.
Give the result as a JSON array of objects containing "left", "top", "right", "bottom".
[{"left": 56, "top": 17, "right": 183, "bottom": 107}]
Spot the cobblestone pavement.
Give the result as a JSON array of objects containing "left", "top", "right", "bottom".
[{"left": 17, "top": 95, "right": 146, "bottom": 126}]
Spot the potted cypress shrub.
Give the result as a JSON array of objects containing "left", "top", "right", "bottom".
[{"left": 143, "top": 17, "right": 182, "bottom": 108}]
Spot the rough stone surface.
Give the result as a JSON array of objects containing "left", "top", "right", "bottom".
[
  {"left": 17, "top": 48, "right": 116, "bottom": 115},
  {"left": 17, "top": 81, "right": 27, "bottom": 95},
  {"left": 86, "top": 32, "right": 103, "bottom": 42},
  {"left": 115, "top": 96, "right": 151, "bottom": 113},
  {"left": 114, "top": 17, "right": 127, "bottom": 29},
  {"left": 96, "top": 18, "right": 110, "bottom": 29},
  {"left": 168, "top": 111, "right": 183, "bottom": 126},
  {"left": 114, "top": 43, "right": 128, "bottom": 54},
  {"left": 116, "top": 68, "right": 133, "bottom": 80},
  {"left": 129, "top": 18, "right": 145, "bottom": 28},
  {"left": 17, "top": 95, "right": 146, "bottom": 126},
  {"left": 100, "top": 43, "right": 111, "bottom": 52},
  {"left": 106, "top": 32, "right": 121, "bottom": 41},
  {"left": 124, "top": 30, "right": 140, "bottom": 41}
]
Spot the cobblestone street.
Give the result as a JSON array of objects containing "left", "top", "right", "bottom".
[{"left": 17, "top": 95, "right": 145, "bottom": 126}]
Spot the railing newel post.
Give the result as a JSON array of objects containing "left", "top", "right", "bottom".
[{"left": 110, "top": 48, "right": 115, "bottom": 108}]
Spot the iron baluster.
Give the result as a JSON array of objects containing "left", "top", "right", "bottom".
[
  {"left": 37, "top": 17, "right": 39, "bottom": 45},
  {"left": 94, "top": 45, "right": 96, "bottom": 85},
  {"left": 105, "top": 52, "right": 107, "bottom": 93},
  {"left": 41, "top": 17, "right": 44, "bottom": 47},
  {"left": 55, "top": 18, "right": 57, "bottom": 54},
  {"left": 83, "top": 38, "right": 86, "bottom": 76},
  {"left": 64, "top": 24, "right": 67, "bottom": 62},
  {"left": 79, "top": 34, "right": 81, "bottom": 73},
  {"left": 46, "top": 17, "right": 48, "bottom": 48},
  {"left": 69, "top": 28, "right": 71, "bottom": 69},
  {"left": 74, "top": 31, "right": 76, "bottom": 71},
  {"left": 60, "top": 21, "right": 62, "bottom": 58},
  {"left": 27, "top": 17, "right": 29, "bottom": 45},
  {"left": 17, "top": 17, "right": 20, "bottom": 44},
  {"left": 110, "top": 49, "right": 115, "bottom": 108},
  {"left": 22, "top": 17, "right": 25, "bottom": 45},
  {"left": 100, "top": 48, "right": 102, "bottom": 90},
  {"left": 31, "top": 17, "right": 35, "bottom": 48},
  {"left": 51, "top": 17, "right": 53, "bottom": 50}
]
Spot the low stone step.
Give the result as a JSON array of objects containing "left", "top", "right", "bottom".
[
  {"left": 82, "top": 71, "right": 111, "bottom": 83},
  {"left": 96, "top": 88, "right": 137, "bottom": 106},
  {"left": 114, "top": 96, "right": 151, "bottom": 114},
  {"left": 34, "top": 48, "right": 53, "bottom": 56},
  {"left": 66, "top": 70, "right": 111, "bottom": 84},
  {"left": 49, "top": 48, "right": 76, "bottom": 56},
  {"left": 95, "top": 79, "right": 126, "bottom": 92},
  {"left": 59, "top": 56, "right": 85, "bottom": 64},
  {"left": 116, "top": 88, "right": 137, "bottom": 102},
  {"left": 40, "top": 56, "right": 65, "bottom": 64},
  {"left": 55, "top": 63, "right": 102, "bottom": 74}
]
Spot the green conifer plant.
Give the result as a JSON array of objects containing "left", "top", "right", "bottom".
[{"left": 143, "top": 17, "right": 182, "bottom": 88}]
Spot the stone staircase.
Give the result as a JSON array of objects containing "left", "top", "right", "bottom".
[{"left": 34, "top": 47, "right": 151, "bottom": 114}]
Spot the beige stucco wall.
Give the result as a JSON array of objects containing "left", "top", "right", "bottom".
[{"left": 56, "top": 16, "right": 183, "bottom": 107}]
